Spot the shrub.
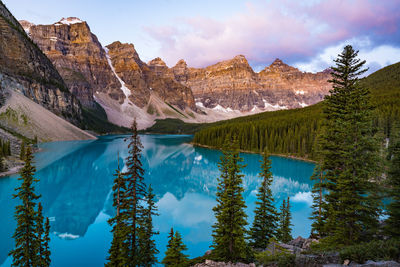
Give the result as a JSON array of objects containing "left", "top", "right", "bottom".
[
  {"left": 339, "top": 239, "right": 400, "bottom": 263},
  {"left": 255, "top": 250, "right": 295, "bottom": 267}
]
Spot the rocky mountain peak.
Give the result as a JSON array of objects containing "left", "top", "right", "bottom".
[
  {"left": 175, "top": 59, "right": 187, "bottom": 67},
  {"left": 57, "top": 17, "right": 84, "bottom": 25},
  {"left": 263, "top": 58, "right": 298, "bottom": 73},
  {"left": 148, "top": 57, "right": 167, "bottom": 67},
  {"left": 106, "top": 41, "right": 144, "bottom": 70},
  {"left": 19, "top": 20, "right": 35, "bottom": 33}
]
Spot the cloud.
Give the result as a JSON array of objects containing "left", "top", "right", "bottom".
[
  {"left": 144, "top": 0, "right": 400, "bottom": 70},
  {"left": 291, "top": 191, "right": 313, "bottom": 206}
]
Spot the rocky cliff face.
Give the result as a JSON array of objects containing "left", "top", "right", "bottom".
[
  {"left": 171, "top": 56, "right": 331, "bottom": 111},
  {"left": 24, "top": 17, "right": 123, "bottom": 109},
  {"left": 106, "top": 42, "right": 196, "bottom": 111},
  {"left": 0, "top": 3, "right": 82, "bottom": 124},
  {"left": 22, "top": 18, "right": 197, "bottom": 128}
]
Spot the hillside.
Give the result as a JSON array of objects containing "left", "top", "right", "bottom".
[{"left": 0, "top": 89, "right": 95, "bottom": 142}]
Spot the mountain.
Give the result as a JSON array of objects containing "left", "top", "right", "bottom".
[
  {"left": 171, "top": 56, "right": 331, "bottom": 111},
  {"left": 0, "top": 3, "right": 82, "bottom": 125},
  {"left": 20, "top": 16, "right": 332, "bottom": 129},
  {"left": 190, "top": 61, "right": 400, "bottom": 158},
  {"left": 22, "top": 18, "right": 199, "bottom": 129}
]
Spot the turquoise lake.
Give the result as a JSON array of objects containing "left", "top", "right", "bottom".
[{"left": 0, "top": 134, "right": 315, "bottom": 266}]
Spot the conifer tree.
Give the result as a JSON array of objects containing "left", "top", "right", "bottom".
[
  {"left": 35, "top": 202, "right": 44, "bottom": 265},
  {"left": 277, "top": 197, "right": 292, "bottom": 243},
  {"left": 0, "top": 155, "right": 6, "bottom": 172},
  {"left": 19, "top": 141, "right": 25, "bottom": 161},
  {"left": 138, "top": 185, "right": 159, "bottom": 266},
  {"left": 106, "top": 155, "right": 128, "bottom": 267},
  {"left": 9, "top": 146, "right": 40, "bottom": 266},
  {"left": 123, "top": 118, "right": 147, "bottom": 265},
  {"left": 385, "top": 131, "right": 400, "bottom": 237},
  {"left": 212, "top": 138, "right": 249, "bottom": 262},
  {"left": 249, "top": 152, "right": 278, "bottom": 249},
  {"left": 320, "top": 45, "right": 381, "bottom": 246},
  {"left": 35, "top": 202, "right": 51, "bottom": 267},
  {"left": 42, "top": 218, "right": 51, "bottom": 267},
  {"left": 162, "top": 230, "right": 189, "bottom": 267},
  {"left": 309, "top": 164, "right": 327, "bottom": 238}
]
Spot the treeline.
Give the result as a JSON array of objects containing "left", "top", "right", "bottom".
[
  {"left": 194, "top": 105, "right": 322, "bottom": 158},
  {"left": 193, "top": 61, "right": 400, "bottom": 159},
  {"left": 0, "top": 138, "right": 11, "bottom": 157},
  {"left": 0, "top": 138, "right": 11, "bottom": 172}
]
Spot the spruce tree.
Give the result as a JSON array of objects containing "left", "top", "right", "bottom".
[
  {"left": 320, "top": 45, "right": 381, "bottom": 246},
  {"left": 278, "top": 197, "right": 292, "bottom": 243},
  {"left": 35, "top": 202, "right": 44, "bottom": 265},
  {"left": 19, "top": 141, "right": 25, "bottom": 161},
  {"left": 162, "top": 230, "right": 189, "bottom": 267},
  {"left": 249, "top": 152, "right": 278, "bottom": 249},
  {"left": 0, "top": 155, "right": 5, "bottom": 172},
  {"left": 9, "top": 146, "right": 40, "bottom": 266},
  {"left": 211, "top": 138, "right": 249, "bottom": 262},
  {"left": 385, "top": 133, "right": 400, "bottom": 237},
  {"left": 122, "top": 118, "right": 147, "bottom": 265},
  {"left": 138, "top": 185, "right": 159, "bottom": 266},
  {"left": 106, "top": 155, "right": 128, "bottom": 267},
  {"left": 42, "top": 218, "right": 51, "bottom": 267},
  {"left": 309, "top": 164, "right": 327, "bottom": 238},
  {"left": 35, "top": 202, "right": 51, "bottom": 267}
]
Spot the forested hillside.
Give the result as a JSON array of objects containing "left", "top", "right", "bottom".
[{"left": 192, "top": 62, "right": 400, "bottom": 159}]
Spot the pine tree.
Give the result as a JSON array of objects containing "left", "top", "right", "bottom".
[
  {"left": 0, "top": 155, "right": 6, "bottom": 172},
  {"left": 249, "top": 151, "right": 278, "bottom": 249},
  {"left": 138, "top": 185, "right": 159, "bottom": 266},
  {"left": 35, "top": 202, "right": 44, "bottom": 265},
  {"left": 19, "top": 141, "right": 25, "bottom": 161},
  {"left": 106, "top": 155, "right": 128, "bottom": 267},
  {"left": 309, "top": 164, "right": 327, "bottom": 238},
  {"left": 278, "top": 197, "right": 292, "bottom": 243},
  {"left": 211, "top": 138, "right": 249, "bottom": 262},
  {"left": 385, "top": 131, "right": 400, "bottom": 237},
  {"left": 320, "top": 45, "right": 381, "bottom": 246},
  {"left": 9, "top": 146, "right": 40, "bottom": 266},
  {"left": 35, "top": 202, "right": 51, "bottom": 267},
  {"left": 162, "top": 230, "right": 189, "bottom": 267},
  {"left": 42, "top": 218, "right": 51, "bottom": 267},
  {"left": 122, "top": 118, "right": 147, "bottom": 265}
]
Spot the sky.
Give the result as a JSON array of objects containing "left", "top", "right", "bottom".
[{"left": 4, "top": 0, "right": 400, "bottom": 74}]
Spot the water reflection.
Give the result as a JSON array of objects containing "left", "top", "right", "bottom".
[{"left": 0, "top": 135, "right": 315, "bottom": 266}]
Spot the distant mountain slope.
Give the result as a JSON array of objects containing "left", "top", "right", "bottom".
[
  {"left": 176, "top": 61, "right": 400, "bottom": 158},
  {"left": 0, "top": 88, "right": 95, "bottom": 141}
]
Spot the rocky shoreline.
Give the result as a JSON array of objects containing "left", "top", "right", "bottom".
[{"left": 192, "top": 237, "right": 400, "bottom": 267}]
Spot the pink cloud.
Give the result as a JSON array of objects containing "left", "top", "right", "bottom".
[{"left": 144, "top": 0, "right": 400, "bottom": 69}]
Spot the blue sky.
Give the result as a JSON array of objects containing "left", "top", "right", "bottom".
[{"left": 4, "top": 0, "right": 400, "bottom": 74}]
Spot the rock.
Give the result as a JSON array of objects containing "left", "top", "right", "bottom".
[
  {"left": 172, "top": 55, "right": 331, "bottom": 112},
  {"left": 289, "top": 236, "right": 306, "bottom": 248},
  {"left": 193, "top": 260, "right": 255, "bottom": 267},
  {"left": 303, "top": 238, "right": 319, "bottom": 250},
  {"left": 106, "top": 41, "right": 196, "bottom": 111},
  {"left": 27, "top": 18, "right": 123, "bottom": 108},
  {"left": 0, "top": 6, "right": 82, "bottom": 126},
  {"left": 348, "top": 260, "right": 400, "bottom": 267},
  {"left": 279, "top": 243, "right": 305, "bottom": 255},
  {"left": 295, "top": 252, "right": 340, "bottom": 266}
]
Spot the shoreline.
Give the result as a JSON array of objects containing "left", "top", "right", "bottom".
[
  {"left": 0, "top": 164, "right": 23, "bottom": 178},
  {"left": 191, "top": 142, "right": 317, "bottom": 163}
]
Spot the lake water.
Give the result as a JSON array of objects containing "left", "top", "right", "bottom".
[{"left": 0, "top": 134, "right": 315, "bottom": 266}]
